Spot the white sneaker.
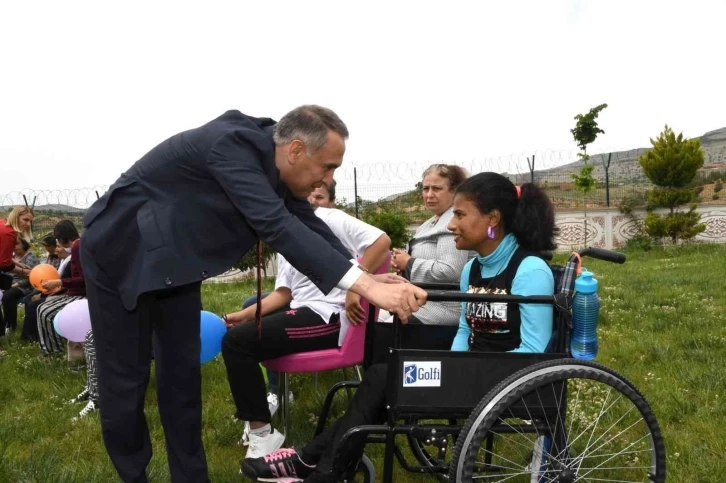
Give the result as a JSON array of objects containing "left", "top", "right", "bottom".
[
  {"left": 267, "top": 392, "right": 279, "bottom": 417},
  {"left": 72, "top": 400, "right": 98, "bottom": 422},
  {"left": 267, "top": 391, "right": 294, "bottom": 418},
  {"left": 67, "top": 388, "right": 90, "bottom": 405},
  {"left": 240, "top": 392, "right": 293, "bottom": 446},
  {"left": 245, "top": 429, "right": 285, "bottom": 459},
  {"left": 240, "top": 421, "right": 251, "bottom": 446}
]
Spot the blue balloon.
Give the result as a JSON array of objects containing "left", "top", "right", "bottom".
[
  {"left": 53, "top": 312, "right": 62, "bottom": 335},
  {"left": 199, "top": 311, "right": 226, "bottom": 364}
]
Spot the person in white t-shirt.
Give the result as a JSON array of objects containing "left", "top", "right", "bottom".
[{"left": 222, "top": 181, "right": 392, "bottom": 459}]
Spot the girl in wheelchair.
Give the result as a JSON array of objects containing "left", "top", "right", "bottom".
[{"left": 242, "top": 172, "right": 558, "bottom": 482}]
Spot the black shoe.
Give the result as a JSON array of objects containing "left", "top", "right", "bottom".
[{"left": 241, "top": 447, "right": 315, "bottom": 481}]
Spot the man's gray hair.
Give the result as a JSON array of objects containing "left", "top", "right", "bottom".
[{"left": 273, "top": 105, "right": 349, "bottom": 154}]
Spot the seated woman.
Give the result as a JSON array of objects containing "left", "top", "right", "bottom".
[
  {"left": 37, "top": 220, "right": 86, "bottom": 356},
  {"left": 242, "top": 172, "right": 557, "bottom": 482},
  {"left": 0, "top": 205, "right": 34, "bottom": 348},
  {"left": 1, "top": 237, "right": 39, "bottom": 334},
  {"left": 373, "top": 164, "right": 472, "bottom": 363},
  {"left": 20, "top": 234, "right": 72, "bottom": 342},
  {"left": 222, "top": 204, "right": 392, "bottom": 459}
]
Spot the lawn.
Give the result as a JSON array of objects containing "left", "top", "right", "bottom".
[{"left": 1, "top": 244, "right": 725, "bottom": 482}]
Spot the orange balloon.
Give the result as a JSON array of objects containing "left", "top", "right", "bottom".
[{"left": 30, "top": 264, "right": 60, "bottom": 293}]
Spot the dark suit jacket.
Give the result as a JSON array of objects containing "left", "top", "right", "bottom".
[{"left": 81, "top": 110, "right": 352, "bottom": 310}]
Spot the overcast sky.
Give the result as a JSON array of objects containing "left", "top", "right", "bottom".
[{"left": 1, "top": 0, "right": 725, "bottom": 201}]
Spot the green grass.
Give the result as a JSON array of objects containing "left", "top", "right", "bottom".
[{"left": 1, "top": 245, "right": 725, "bottom": 482}]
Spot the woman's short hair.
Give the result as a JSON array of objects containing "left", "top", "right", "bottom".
[{"left": 422, "top": 164, "right": 468, "bottom": 191}]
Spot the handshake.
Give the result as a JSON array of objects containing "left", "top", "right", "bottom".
[{"left": 349, "top": 271, "right": 427, "bottom": 324}]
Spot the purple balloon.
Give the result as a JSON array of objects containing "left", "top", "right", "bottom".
[{"left": 57, "top": 299, "right": 92, "bottom": 342}]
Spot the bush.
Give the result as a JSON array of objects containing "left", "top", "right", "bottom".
[
  {"left": 625, "top": 234, "right": 653, "bottom": 251},
  {"left": 362, "top": 209, "right": 410, "bottom": 249},
  {"left": 715, "top": 182, "right": 723, "bottom": 193},
  {"left": 643, "top": 205, "right": 706, "bottom": 243},
  {"left": 713, "top": 194, "right": 720, "bottom": 201}
]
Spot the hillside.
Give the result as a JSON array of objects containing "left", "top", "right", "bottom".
[{"left": 522, "top": 126, "right": 726, "bottom": 185}]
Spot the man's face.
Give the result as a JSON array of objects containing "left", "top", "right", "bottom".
[
  {"left": 308, "top": 186, "right": 334, "bottom": 209},
  {"left": 279, "top": 130, "right": 345, "bottom": 198}
]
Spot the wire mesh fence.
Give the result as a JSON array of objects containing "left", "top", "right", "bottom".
[{"left": 2, "top": 149, "right": 726, "bottom": 237}]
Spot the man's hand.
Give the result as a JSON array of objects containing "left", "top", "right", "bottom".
[
  {"left": 31, "top": 293, "right": 41, "bottom": 302},
  {"left": 349, "top": 274, "right": 427, "bottom": 323},
  {"left": 345, "top": 291, "right": 365, "bottom": 325},
  {"left": 369, "top": 273, "right": 408, "bottom": 284}
]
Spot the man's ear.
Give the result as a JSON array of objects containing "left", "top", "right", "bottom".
[{"left": 287, "top": 139, "right": 304, "bottom": 165}]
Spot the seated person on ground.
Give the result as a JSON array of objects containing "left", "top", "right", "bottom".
[
  {"left": 222, "top": 193, "right": 392, "bottom": 459},
  {"left": 21, "top": 235, "right": 72, "bottom": 342},
  {"left": 37, "top": 220, "right": 86, "bottom": 357},
  {"left": 1, "top": 237, "right": 39, "bottom": 334},
  {"left": 242, "top": 172, "right": 557, "bottom": 483}
]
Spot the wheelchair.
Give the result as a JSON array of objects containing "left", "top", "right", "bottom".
[{"left": 314, "top": 247, "right": 666, "bottom": 482}]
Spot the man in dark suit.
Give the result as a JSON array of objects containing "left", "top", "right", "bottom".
[{"left": 80, "top": 106, "right": 426, "bottom": 483}]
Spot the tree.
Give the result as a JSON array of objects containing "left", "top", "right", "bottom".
[
  {"left": 236, "top": 242, "right": 277, "bottom": 279},
  {"left": 639, "top": 125, "right": 706, "bottom": 243},
  {"left": 570, "top": 103, "right": 608, "bottom": 245},
  {"left": 571, "top": 103, "right": 608, "bottom": 161},
  {"left": 570, "top": 164, "right": 596, "bottom": 244}
]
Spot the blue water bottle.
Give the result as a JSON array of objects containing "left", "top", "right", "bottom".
[{"left": 570, "top": 269, "right": 601, "bottom": 360}]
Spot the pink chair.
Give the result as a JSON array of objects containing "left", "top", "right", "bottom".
[{"left": 262, "top": 253, "right": 391, "bottom": 437}]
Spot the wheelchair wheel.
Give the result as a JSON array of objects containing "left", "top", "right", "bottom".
[
  {"left": 406, "top": 416, "right": 459, "bottom": 481},
  {"left": 343, "top": 454, "right": 375, "bottom": 483},
  {"left": 449, "top": 359, "right": 666, "bottom": 482}
]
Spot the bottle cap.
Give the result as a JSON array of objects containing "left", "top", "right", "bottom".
[{"left": 575, "top": 269, "right": 598, "bottom": 294}]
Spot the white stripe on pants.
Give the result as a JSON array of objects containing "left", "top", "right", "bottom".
[{"left": 37, "top": 295, "right": 83, "bottom": 355}]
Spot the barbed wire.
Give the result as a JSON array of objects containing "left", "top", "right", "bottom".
[
  {"left": 0, "top": 186, "right": 110, "bottom": 211},
  {"left": 2, "top": 144, "right": 725, "bottom": 219}
]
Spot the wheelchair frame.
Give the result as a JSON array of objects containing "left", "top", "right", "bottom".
[{"left": 313, "top": 248, "right": 665, "bottom": 482}]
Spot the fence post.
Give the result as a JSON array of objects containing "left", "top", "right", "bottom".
[
  {"left": 354, "top": 167, "right": 359, "bottom": 219},
  {"left": 527, "top": 155, "right": 535, "bottom": 183},
  {"left": 603, "top": 152, "right": 612, "bottom": 207}
]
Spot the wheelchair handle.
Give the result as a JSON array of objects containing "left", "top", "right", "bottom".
[
  {"left": 425, "top": 291, "right": 554, "bottom": 304},
  {"left": 578, "top": 247, "right": 626, "bottom": 264}
]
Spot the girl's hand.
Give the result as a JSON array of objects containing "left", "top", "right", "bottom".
[
  {"left": 223, "top": 312, "right": 248, "bottom": 329},
  {"left": 41, "top": 279, "right": 62, "bottom": 291}
]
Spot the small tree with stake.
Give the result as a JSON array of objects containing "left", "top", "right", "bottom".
[
  {"left": 570, "top": 103, "right": 608, "bottom": 246},
  {"left": 639, "top": 125, "right": 706, "bottom": 243}
]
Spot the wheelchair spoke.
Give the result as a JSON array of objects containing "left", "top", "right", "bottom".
[
  {"left": 451, "top": 362, "right": 665, "bottom": 482},
  {"left": 580, "top": 477, "right": 649, "bottom": 482}
]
